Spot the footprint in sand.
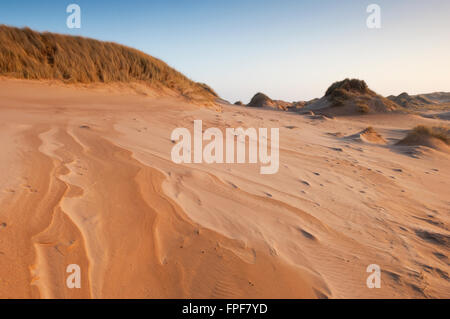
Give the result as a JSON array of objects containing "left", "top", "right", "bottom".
[
  {"left": 228, "top": 182, "right": 238, "bottom": 189},
  {"left": 313, "top": 289, "right": 329, "bottom": 299},
  {"left": 326, "top": 132, "right": 344, "bottom": 138},
  {"left": 415, "top": 229, "right": 450, "bottom": 247},
  {"left": 383, "top": 270, "right": 401, "bottom": 283},
  {"left": 22, "top": 184, "right": 38, "bottom": 193},
  {"left": 297, "top": 228, "right": 317, "bottom": 241},
  {"left": 433, "top": 252, "right": 449, "bottom": 265}
]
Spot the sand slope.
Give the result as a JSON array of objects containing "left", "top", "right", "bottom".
[{"left": 0, "top": 79, "right": 449, "bottom": 299}]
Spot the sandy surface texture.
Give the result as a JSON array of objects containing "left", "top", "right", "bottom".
[{"left": 0, "top": 79, "right": 448, "bottom": 299}]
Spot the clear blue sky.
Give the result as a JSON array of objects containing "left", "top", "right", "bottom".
[{"left": 1, "top": 0, "right": 449, "bottom": 102}]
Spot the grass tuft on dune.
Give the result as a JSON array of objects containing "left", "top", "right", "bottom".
[
  {"left": 0, "top": 25, "right": 217, "bottom": 102},
  {"left": 408, "top": 126, "right": 450, "bottom": 144},
  {"left": 325, "top": 79, "right": 374, "bottom": 108},
  {"left": 397, "top": 125, "right": 450, "bottom": 150}
]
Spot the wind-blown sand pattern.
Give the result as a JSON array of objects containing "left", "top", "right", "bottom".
[{"left": 0, "top": 79, "right": 449, "bottom": 299}]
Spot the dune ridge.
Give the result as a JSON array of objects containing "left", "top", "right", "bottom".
[
  {"left": 345, "top": 127, "right": 387, "bottom": 145},
  {"left": 236, "top": 79, "right": 405, "bottom": 116},
  {"left": 0, "top": 25, "right": 218, "bottom": 104},
  {"left": 396, "top": 125, "right": 450, "bottom": 152},
  {"left": 304, "top": 79, "right": 401, "bottom": 116}
]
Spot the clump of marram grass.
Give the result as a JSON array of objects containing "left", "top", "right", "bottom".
[
  {"left": 359, "top": 126, "right": 386, "bottom": 143},
  {"left": 410, "top": 126, "right": 450, "bottom": 144},
  {"left": 196, "top": 82, "right": 218, "bottom": 97},
  {"left": 362, "top": 126, "right": 376, "bottom": 133},
  {"left": 356, "top": 101, "right": 370, "bottom": 113},
  {"left": 397, "top": 125, "right": 450, "bottom": 146},
  {"left": 325, "top": 78, "right": 374, "bottom": 107},
  {"left": 328, "top": 88, "right": 348, "bottom": 107},
  {"left": 247, "top": 92, "right": 275, "bottom": 107},
  {"left": 325, "top": 78, "right": 370, "bottom": 96},
  {"left": 0, "top": 25, "right": 217, "bottom": 102}
]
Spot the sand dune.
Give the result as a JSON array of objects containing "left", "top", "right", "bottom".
[
  {"left": 346, "top": 127, "right": 387, "bottom": 145},
  {"left": 0, "top": 25, "right": 218, "bottom": 106},
  {"left": 388, "top": 92, "right": 450, "bottom": 109},
  {"left": 246, "top": 92, "right": 293, "bottom": 110},
  {"left": 305, "top": 79, "right": 401, "bottom": 116},
  {"left": 0, "top": 79, "right": 449, "bottom": 299}
]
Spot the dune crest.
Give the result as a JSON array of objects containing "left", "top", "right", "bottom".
[
  {"left": 0, "top": 25, "right": 218, "bottom": 105},
  {"left": 397, "top": 125, "right": 450, "bottom": 152},
  {"left": 304, "top": 78, "right": 401, "bottom": 116},
  {"left": 347, "top": 127, "right": 387, "bottom": 144}
]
